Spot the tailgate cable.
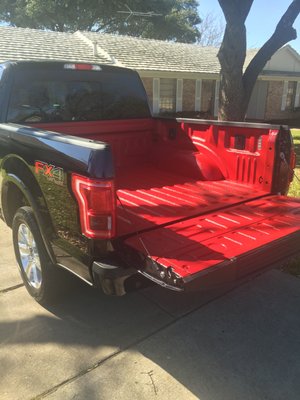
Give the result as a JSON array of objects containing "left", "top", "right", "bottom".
[
  {"left": 116, "top": 193, "right": 178, "bottom": 286},
  {"left": 280, "top": 152, "right": 300, "bottom": 183}
]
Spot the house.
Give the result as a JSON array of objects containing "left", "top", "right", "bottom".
[{"left": 0, "top": 26, "right": 299, "bottom": 122}]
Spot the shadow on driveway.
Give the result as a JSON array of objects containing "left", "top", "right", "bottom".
[{"left": 1, "top": 270, "right": 300, "bottom": 400}]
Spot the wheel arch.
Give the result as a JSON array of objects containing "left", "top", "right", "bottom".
[{"left": 1, "top": 155, "right": 56, "bottom": 263}]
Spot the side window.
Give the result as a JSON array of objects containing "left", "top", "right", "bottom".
[{"left": 0, "top": 66, "right": 4, "bottom": 81}]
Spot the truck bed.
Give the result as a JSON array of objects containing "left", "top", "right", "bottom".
[
  {"left": 35, "top": 119, "right": 279, "bottom": 239},
  {"left": 31, "top": 118, "right": 299, "bottom": 291},
  {"left": 116, "top": 164, "right": 266, "bottom": 236}
]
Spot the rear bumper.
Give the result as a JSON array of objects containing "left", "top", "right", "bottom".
[
  {"left": 92, "top": 236, "right": 300, "bottom": 296},
  {"left": 92, "top": 260, "right": 153, "bottom": 296}
]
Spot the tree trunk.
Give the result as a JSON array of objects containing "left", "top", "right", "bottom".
[
  {"left": 243, "top": 0, "right": 300, "bottom": 108},
  {"left": 217, "top": 24, "right": 247, "bottom": 121},
  {"left": 217, "top": 0, "right": 253, "bottom": 121},
  {"left": 217, "top": 0, "right": 300, "bottom": 122}
]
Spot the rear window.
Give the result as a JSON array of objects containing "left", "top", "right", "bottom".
[{"left": 7, "top": 67, "right": 150, "bottom": 123}]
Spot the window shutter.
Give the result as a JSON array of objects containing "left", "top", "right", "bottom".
[
  {"left": 214, "top": 80, "right": 220, "bottom": 117},
  {"left": 153, "top": 78, "right": 160, "bottom": 114},
  {"left": 176, "top": 79, "right": 183, "bottom": 112},
  {"left": 195, "top": 79, "right": 202, "bottom": 112},
  {"left": 294, "top": 81, "right": 300, "bottom": 108},
  {"left": 281, "top": 81, "right": 289, "bottom": 111}
]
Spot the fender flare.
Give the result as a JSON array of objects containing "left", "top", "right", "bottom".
[{"left": 1, "top": 157, "right": 56, "bottom": 264}]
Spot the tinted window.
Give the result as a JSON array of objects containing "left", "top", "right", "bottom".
[{"left": 7, "top": 68, "right": 150, "bottom": 123}]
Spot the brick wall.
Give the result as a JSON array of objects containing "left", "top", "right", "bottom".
[
  {"left": 265, "top": 80, "right": 300, "bottom": 121},
  {"left": 182, "top": 79, "right": 196, "bottom": 111}
]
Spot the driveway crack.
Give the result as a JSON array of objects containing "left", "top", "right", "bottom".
[
  {"left": 141, "top": 370, "right": 158, "bottom": 395},
  {"left": 0, "top": 283, "right": 24, "bottom": 294}
]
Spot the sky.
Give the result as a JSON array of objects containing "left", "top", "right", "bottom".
[{"left": 198, "top": 0, "right": 300, "bottom": 53}]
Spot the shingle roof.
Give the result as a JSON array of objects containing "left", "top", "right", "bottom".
[
  {"left": 0, "top": 26, "right": 110, "bottom": 64},
  {"left": 80, "top": 31, "right": 223, "bottom": 73},
  {"left": 0, "top": 26, "right": 261, "bottom": 75}
]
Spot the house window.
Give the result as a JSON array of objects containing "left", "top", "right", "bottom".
[
  {"left": 282, "top": 80, "right": 299, "bottom": 111},
  {"left": 286, "top": 81, "right": 297, "bottom": 110},
  {"left": 160, "top": 78, "right": 176, "bottom": 112}
]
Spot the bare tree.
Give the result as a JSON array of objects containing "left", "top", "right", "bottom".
[
  {"left": 198, "top": 12, "right": 224, "bottom": 47},
  {"left": 217, "top": 0, "right": 300, "bottom": 121}
]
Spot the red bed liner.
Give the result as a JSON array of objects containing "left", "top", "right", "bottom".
[
  {"left": 116, "top": 164, "right": 266, "bottom": 236},
  {"left": 124, "top": 195, "right": 300, "bottom": 284}
]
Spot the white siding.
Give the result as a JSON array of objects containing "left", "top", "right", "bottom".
[
  {"left": 281, "top": 80, "right": 289, "bottom": 111},
  {"left": 264, "top": 47, "right": 300, "bottom": 73},
  {"left": 247, "top": 81, "right": 268, "bottom": 119},
  {"left": 295, "top": 81, "right": 300, "bottom": 108},
  {"left": 214, "top": 80, "right": 220, "bottom": 117},
  {"left": 153, "top": 78, "right": 160, "bottom": 114},
  {"left": 176, "top": 79, "right": 183, "bottom": 112}
]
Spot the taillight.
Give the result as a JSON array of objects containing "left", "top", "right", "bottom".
[{"left": 71, "top": 174, "right": 116, "bottom": 239}]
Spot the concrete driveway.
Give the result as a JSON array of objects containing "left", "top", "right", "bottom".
[{"left": 1, "top": 219, "right": 300, "bottom": 400}]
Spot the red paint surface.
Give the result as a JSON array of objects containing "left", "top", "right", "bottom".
[
  {"left": 32, "top": 119, "right": 277, "bottom": 194},
  {"left": 116, "top": 165, "right": 266, "bottom": 235},
  {"left": 125, "top": 195, "right": 300, "bottom": 279},
  {"left": 32, "top": 119, "right": 299, "bottom": 281},
  {"left": 34, "top": 118, "right": 281, "bottom": 237}
]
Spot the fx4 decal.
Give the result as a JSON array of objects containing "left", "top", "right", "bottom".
[{"left": 35, "top": 161, "right": 64, "bottom": 186}]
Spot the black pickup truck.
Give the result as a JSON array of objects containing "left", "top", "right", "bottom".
[{"left": 0, "top": 61, "right": 299, "bottom": 304}]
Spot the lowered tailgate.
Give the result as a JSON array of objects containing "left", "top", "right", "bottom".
[{"left": 124, "top": 195, "right": 300, "bottom": 291}]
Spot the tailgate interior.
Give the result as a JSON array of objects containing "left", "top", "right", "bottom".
[{"left": 124, "top": 195, "right": 300, "bottom": 288}]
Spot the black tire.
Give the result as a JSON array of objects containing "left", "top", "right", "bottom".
[{"left": 12, "top": 206, "right": 61, "bottom": 305}]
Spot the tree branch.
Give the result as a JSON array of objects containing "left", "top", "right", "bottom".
[
  {"left": 243, "top": 0, "right": 300, "bottom": 100},
  {"left": 94, "top": 17, "right": 118, "bottom": 32}
]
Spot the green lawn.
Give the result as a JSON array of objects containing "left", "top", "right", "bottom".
[
  {"left": 289, "top": 129, "right": 300, "bottom": 197},
  {"left": 285, "top": 129, "right": 300, "bottom": 277}
]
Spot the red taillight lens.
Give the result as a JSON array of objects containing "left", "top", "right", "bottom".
[{"left": 72, "top": 174, "right": 116, "bottom": 239}]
